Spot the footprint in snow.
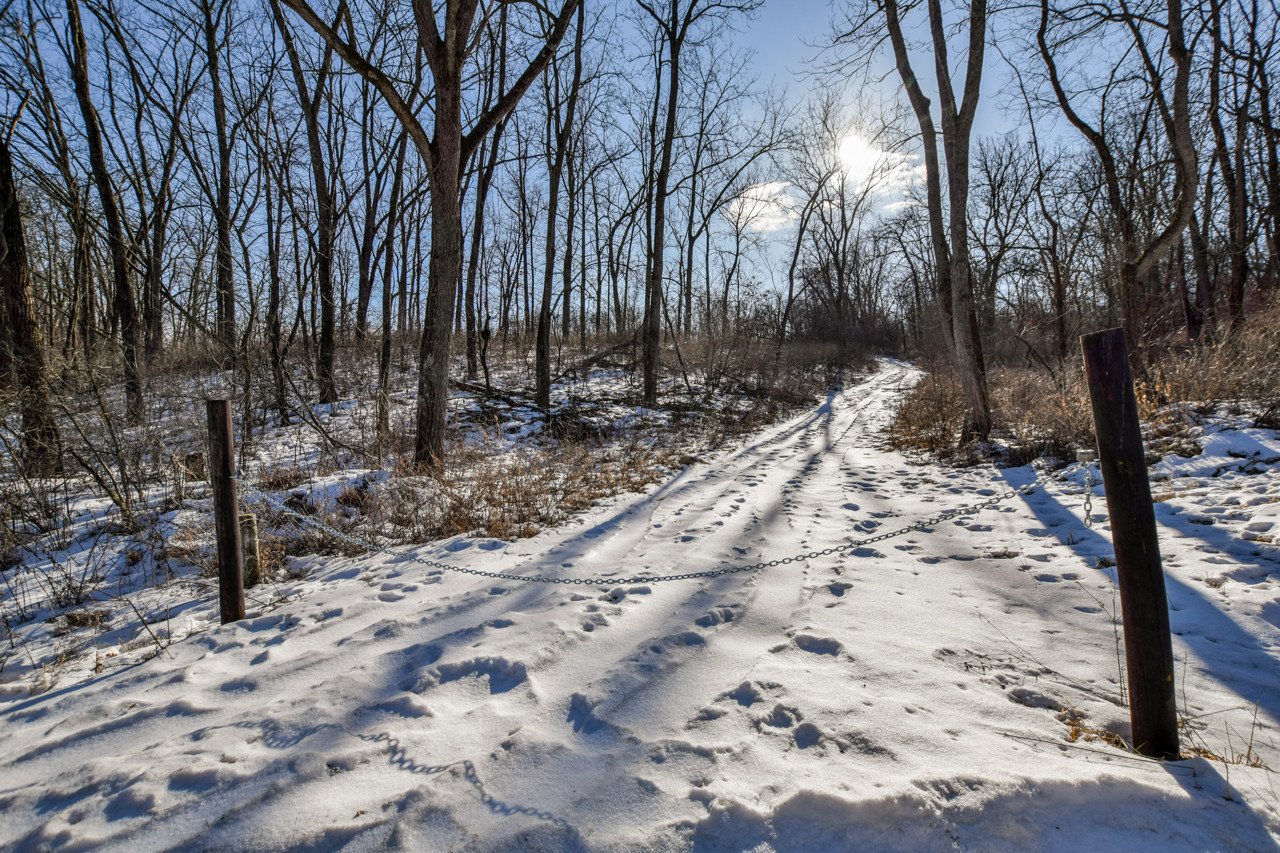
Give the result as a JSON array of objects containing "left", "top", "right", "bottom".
[
  {"left": 724, "top": 681, "right": 763, "bottom": 707},
  {"left": 756, "top": 703, "right": 801, "bottom": 729},
  {"left": 793, "top": 634, "right": 842, "bottom": 656},
  {"left": 794, "top": 722, "right": 822, "bottom": 748},
  {"left": 220, "top": 677, "right": 258, "bottom": 694},
  {"left": 695, "top": 605, "right": 739, "bottom": 628},
  {"left": 430, "top": 657, "right": 528, "bottom": 694},
  {"left": 359, "top": 694, "right": 433, "bottom": 719}
]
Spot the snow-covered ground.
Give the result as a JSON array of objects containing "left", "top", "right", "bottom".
[{"left": 2, "top": 361, "right": 1278, "bottom": 851}]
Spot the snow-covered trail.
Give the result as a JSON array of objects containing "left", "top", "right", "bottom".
[{"left": 2, "top": 361, "right": 1278, "bottom": 851}]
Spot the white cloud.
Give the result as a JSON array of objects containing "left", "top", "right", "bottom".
[{"left": 725, "top": 180, "right": 798, "bottom": 234}]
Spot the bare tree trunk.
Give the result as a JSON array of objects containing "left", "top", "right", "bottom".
[
  {"left": 641, "top": 6, "right": 682, "bottom": 406},
  {"left": 1038, "top": 0, "right": 1197, "bottom": 364},
  {"left": 378, "top": 133, "right": 408, "bottom": 442},
  {"left": 273, "top": 0, "right": 338, "bottom": 404},
  {"left": 537, "top": 1, "right": 584, "bottom": 410},
  {"left": 201, "top": 0, "right": 237, "bottom": 371},
  {"left": 65, "top": 0, "right": 144, "bottom": 423},
  {"left": 879, "top": 0, "right": 990, "bottom": 438},
  {"left": 1, "top": 136, "right": 60, "bottom": 476}
]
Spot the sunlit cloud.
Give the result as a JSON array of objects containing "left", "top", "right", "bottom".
[
  {"left": 725, "top": 180, "right": 798, "bottom": 234},
  {"left": 725, "top": 137, "right": 924, "bottom": 236},
  {"left": 836, "top": 131, "right": 923, "bottom": 201}
]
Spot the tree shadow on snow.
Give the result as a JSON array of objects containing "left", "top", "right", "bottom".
[
  {"left": 691, "top": 764, "right": 1276, "bottom": 852},
  {"left": 999, "top": 466, "right": 1280, "bottom": 726}
]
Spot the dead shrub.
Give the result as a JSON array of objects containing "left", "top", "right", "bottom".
[
  {"left": 886, "top": 368, "right": 968, "bottom": 458},
  {"left": 63, "top": 609, "right": 110, "bottom": 632},
  {"left": 255, "top": 464, "right": 312, "bottom": 493},
  {"left": 1144, "top": 305, "right": 1280, "bottom": 429},
  {"left": 987, "top": 366, "right": 1094, "bottom": 464},
  {"left": 351, "top": 438, "right": 674, "bottom": 545}
]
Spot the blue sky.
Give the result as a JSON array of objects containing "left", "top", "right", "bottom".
[{"left": 736, "top": 0, "right": 1025, "bottom": 140}]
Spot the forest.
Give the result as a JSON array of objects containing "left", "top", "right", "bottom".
[
  {"left": 2, "top": 0, "right": 1277, "bottom": 479},
  {"left": 3, "top": 2, "right": 1280, "bottom": 849}
]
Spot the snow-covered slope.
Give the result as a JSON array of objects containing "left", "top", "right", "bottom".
[{"left": 2, "top": 362, "right": 1277, "bottom": 851}]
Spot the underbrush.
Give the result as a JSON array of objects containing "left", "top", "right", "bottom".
[
  {"left": 887, "top": 363, "right": 1095, "bottom": 465},
  {"left": 889, "top": 302, "right": 1280, "bottom": 466}
]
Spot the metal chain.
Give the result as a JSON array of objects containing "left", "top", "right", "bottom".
[
  {"left": 239, "top": 462, "right": 1083, "bottom": 587},
  {"left": 1082, "top": 468, "right": 1095, "bottom": 528},
  {"left": 1076, "top": 450, "right": 1098, "bottom": 529}
]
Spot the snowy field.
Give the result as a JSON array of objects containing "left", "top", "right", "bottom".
[{"left": 2, "top": 361, "right": 1278, "bottom": 851}]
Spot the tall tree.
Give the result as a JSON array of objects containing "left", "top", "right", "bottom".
[
  {"left": 280, "top": 0, "right": 582, "bottom": 465},
  {"left": 536, "top": 0, "right": 585, "bottom": 410},
  {"left": 1037, "top": 0, "right": 1197, "bottom": 356},
  {"left": 200, "top": 0, "right": 237, "bottom": 369},
  {"left": 1, "top": 130, "right": 60, "bottom": 476},
  {"left": 272, "top": 0, "right": 340, "bottom": 403},
  {"left": 64, "top": 0, "right": 144, "bottom": 422},
  {"left": 840, "top": 0, "right": 992, "bottom": 438},
  {"left": 635, "top": 0, "right": 763, "bottom": 405}
]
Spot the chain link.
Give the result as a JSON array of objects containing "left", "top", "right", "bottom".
[
  {"left": 240, "top": 462, "right": 1084, "bottom": 587},
  {"left": 1076, "top": 449, "right": 1098, "bottom": 529},
  {"left": 1082, "top": 466, "right": 1095, "bottom": 528}
]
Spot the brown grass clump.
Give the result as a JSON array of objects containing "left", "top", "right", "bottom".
[
  {"left": 369, "top": 439, "right": 674, "bottom": 544},
  {"left": 1146, "top": 299, "right": 1280, "bottom": 426},
  {"left": 256, "top": 464, "right": 312, "bottom": 493},
  {"left": 885, "top": 369, "right": 969, "bottom": 458},
  {"left": 887, "top": 363, "right": 1093, "bottom": 464},
  {"left": 1060, "top": 707, "right": 1131, "bottom": 751},
  {"left": 987, "top": 366, "right": 1094, "bottom": 465},
  {"left": 890, "top": 295, "right": 1280, "bottom": 463}
]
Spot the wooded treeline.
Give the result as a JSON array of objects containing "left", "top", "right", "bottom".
[{"left": 2, "top": 0, "right": 1278, "bottom": 477}]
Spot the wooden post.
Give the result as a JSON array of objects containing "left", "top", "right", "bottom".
[
  {"left": 240, "top": 513, "right": 261, "bottom": 588},
  {"left": 1081, "top": 328, "right": 1178, "bottom": 759},
  {"left": 207, "top": 398, "right": 245, "bottom": 624}
]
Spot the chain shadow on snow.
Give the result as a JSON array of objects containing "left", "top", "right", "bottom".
[
  {"left": 453, "top": 387, "right": 841, "bottom": 622},
  {"left": 999, "top": 466, "right": 1280, "bottom": 727}
]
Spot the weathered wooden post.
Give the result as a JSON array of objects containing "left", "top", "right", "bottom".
[
  {"left": 1081, "top": 328, "right": 1178, "bottom": 759},
  {"left": 207, "top": 398, "right": 245, "bottom": 624}
]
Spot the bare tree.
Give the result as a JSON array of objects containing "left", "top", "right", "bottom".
[
  {"left": 635, "top": 0, "right": 763, "bottom": 405},
  {"left": 536, "top": 0, "right": 585, "bottom": 410},
  {"left": 272, "top": 0, "right": 344, "bottom": 403},
  {"left": 280, "top": 0, "right": 581, "bottom": 465},
  {"left": 838, "top": 0, "right": 992, "bottom": 439},
  {"left": 64, "top": 0, "right": 143, "bottom": 422},
  {"left": 1037, "top": 0, "right": 1197, "bottom": 358},
  {"left": 1, "top": 127, "right": 60, "bottom": 475}
]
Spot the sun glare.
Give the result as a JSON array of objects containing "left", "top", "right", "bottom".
[{"left": 837, "top": 132, "right": 882, "bottom": 179}]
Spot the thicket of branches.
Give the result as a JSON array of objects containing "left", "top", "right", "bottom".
[{"left": 1, "top": 0, "right": 1278, "bottom": 482}]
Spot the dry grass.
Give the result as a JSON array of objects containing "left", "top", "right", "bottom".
[
  {"left": 1146, "top": 300, "right": 1280, "bottom": 426},
  {"left": 256, "top": 464, "right": 313, "bottom": 493},
  {"left": 887, "top": 363, "right": 1093, "bottom": 464},
  {"left": 1060, "top": 706, "right": 1131, "bottom": 751},
  {"left": 987, "top": 366, "right": 1095, "bottom": 465},
  {"left": 885, "top": 368, "right": 969, "bottom": 459},
  {"left": 368, "top": 438, "right": 676, "bottom": 544},
  {"left": 890, "top": 295, "right": 1280, "bottom": 463}
]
